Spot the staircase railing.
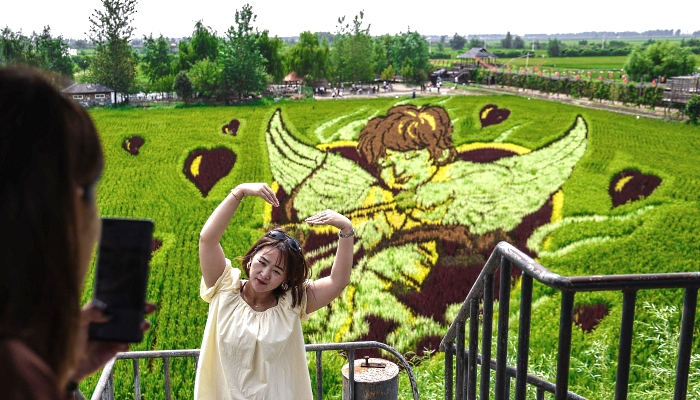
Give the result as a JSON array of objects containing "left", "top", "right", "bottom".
[
  {"left": 90, "top": 341, "right": 419, "bottom": 400},
  {"left": 440, "top": 241, "right": 700, "bottom": 400}
]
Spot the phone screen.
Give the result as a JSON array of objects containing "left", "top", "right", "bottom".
[{"left": 89, "top": 218, "right": 153, "bottom": 343}]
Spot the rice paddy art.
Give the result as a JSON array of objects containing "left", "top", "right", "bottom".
[{"left": 265, "top": 104, "right": 588, "bottom": 355}]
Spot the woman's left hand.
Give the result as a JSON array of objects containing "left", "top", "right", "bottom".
[
  {"left": 72, "top": 301, "right": 157, "bottom": 382},
  {"left": 305, "top": 209, "right": 352, "bottom": 232}
]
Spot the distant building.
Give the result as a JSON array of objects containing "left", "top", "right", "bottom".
[{"left": 61, "top": 83, "right": 114, "bottom": 107}]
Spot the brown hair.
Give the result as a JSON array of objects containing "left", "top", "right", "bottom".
[
  {"left": 239, "top": 228, "right": 311, "bottom": 308},
  {"left": 0, "top": 67, "right": 104, "bottom": 386},
  {"left": 358, "top": 105, "right": 456, "bottom": 167}
]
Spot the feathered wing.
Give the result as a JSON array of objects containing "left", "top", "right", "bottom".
[
  {"left": 418, "top": 116, "right": 589, "bottom": 234},
  {"left": 266, "top": 109, "right": 377, "bottom": 219}
]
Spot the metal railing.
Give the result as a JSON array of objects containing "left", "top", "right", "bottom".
[
  {"left": 440, "top": 241, "right": 700, "bottom": 400},
  {"left": 91, "top": 341, "right": 419, "bottom": 400}
]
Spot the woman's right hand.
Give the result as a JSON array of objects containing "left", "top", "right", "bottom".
[{"left": 232, "top": 183, "right": 279, "bottom": 207}]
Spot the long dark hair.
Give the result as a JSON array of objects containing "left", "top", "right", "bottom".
[
  {"left": 0, "top": 67, "right": 104, "bottom": 385},
  {"left": 239, "top": 228, "right": 310, "bottom": 308}
]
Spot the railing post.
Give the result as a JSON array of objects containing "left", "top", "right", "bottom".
[
  {"left": 674, "top": 287, "right": 698, "bottom": 400},
  {"left": 445, "top": 343, "right": 454, "bottom": 400},
  {"left": 536, "top": 388, "right": 545, "bottom": 400},
  {"left": 456, "top": 321, "right": 466, "bottom": 400},
  {"left": 316, "top": 350, "right": 323, "bottom": 400},
  {"left": 480, "top": 273, "right": 494, "bottom": 400},
  {"left": 348, "top": 349, "right": 355, "bottom": 400},
  {"left": 132, "top": 359, "right": 141, "bottom": 399},
  {"left": 515, "top": 273, "right": 533, "bottom": 400},
  {"left": 615, "top": 290, "right": 637, "bottom": 400},
  {"left": 495, "top": 256, "right": 512, "bottom": 400},
  {"left": 164, "top": 356, "right": 171, "bottom": 400},
  {"left": 468, "top": 298, "right": 479, "bottom": 400},
  {"left": 555, "top": 290, "right": 575, "bottom": 400},
  {"left": 107, "top": 369, "right": 114, "bottom": 400}
]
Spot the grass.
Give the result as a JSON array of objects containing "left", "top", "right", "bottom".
[{"left": 507, "top": 55, "right": 629, "bottom": 70}]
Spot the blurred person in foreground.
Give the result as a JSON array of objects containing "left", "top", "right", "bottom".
[{"left": 0, "top": 67, "right": 155, "bottom": 399}]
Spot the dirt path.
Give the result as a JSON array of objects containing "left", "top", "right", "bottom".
[{"left": 316, "top": 82, "right": 684, "bottom": 121}]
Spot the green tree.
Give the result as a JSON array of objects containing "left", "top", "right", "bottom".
[
  {"left": 142, "top": 34, "right": 172, "bottom": 83},
  {"left": 437, "top": 35, "right": 446, "bottom": 53},
  {"left": 513, "top": 35, "right": 525, "bottom": 49},
  {"left": 372, "top": 36, "right": 389, "bottom": 76},
  {"left": 501, "top": 31, "right": 513, "bottom": 49},
  {"left": 547, "top": 38, "right": 563, "bottom": 57},
  {"left": 191, "top": 20, "right": 218, "bottom": 62},
  {"left": 72, "top": 54, "right": 90, "bottom": 73},
  {"left": 256, "top": 30, "right": 285, "bottom": 82},
  {"left": 218, "top": 4, "right": 267, "bottom": 101},
  {"left": 188, "top": 58, "right": 221, "bottom": 97},
  {"left": 284, "top": 31, "right": 328, "bottom": 83},
  {"left": 388, "top": 30, "right": 430, "bottom": 82},
  {"left": 0, "top": 26, "right": 73, "bottom": 77},
  {"left": 175, "top": 40, "right": 194, "bottom": 72},
  {"left": 331, "top": 11, "right": 374, "bottom": 83},
  {"left": 173, "top": 70, "right": 193, "bottom": 102},
  {"left": 468, "top": 36, "right": 483, "bottom": 49},
  {"left": 174, "top": 21, "right": 219, "bottom": 73},
  {"left": 88, "top": 0, "right": 139, "bottom": 100},
  {"left": 436, "top": 41, "right": 445, "bottom": 53},
  {"left": 623, "top": 41, "right": 696, "bottom": 82},
  {"left": 89, "top": 40, "right": 137, "bottom": 98},
  {"left": 151, "top": 74, "right": 174, "bottom": 97},
  {"left": 400, "top": 59, "right": 414, "bottom": 82},
  {"left": 0, "top": 27, "right": 29, "bottom": 64},
  {"left": 380, "top": 64, "right": 395, "bottom": 81},
  {"left": 685, "top": 94, "right": 700, "bottom": 125},
  {"left": 33, "top": 26, "right": 74, "bottom": 77},
  {"left": 449, "top": 33, "right": 466, "bottom": 50}
]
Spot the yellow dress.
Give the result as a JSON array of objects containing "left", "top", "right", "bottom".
[{"left": 194, "top": 260, "right": 313, "bottom": 400}]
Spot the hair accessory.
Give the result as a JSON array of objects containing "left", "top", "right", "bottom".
[
  {"left": 266, "top": 230, "right": 301, "bottom": 252},
  {"left": 338, "top": 227, "right": 355, "bottom": 238},
  {"left": 230, "top": 189, "right": 242, "bottom": 202}
]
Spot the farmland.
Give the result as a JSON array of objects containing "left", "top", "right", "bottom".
[{"left": 80, "top": 95, "right": 700, "bottom": 399}]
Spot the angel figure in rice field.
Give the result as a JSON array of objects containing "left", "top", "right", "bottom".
[{"left": 264, "top": 104, "right": 589, "bottom": 355}]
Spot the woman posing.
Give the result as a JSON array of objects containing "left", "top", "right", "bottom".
[{"left": 195, "top": 182, "right": 354, "bottom": 400}]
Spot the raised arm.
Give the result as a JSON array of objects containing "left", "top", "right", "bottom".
[
  {"left": 199, "top": 183, "right": 279, "bottom": 288},
  {"left": 304, "top": 210, "right": 354, "bottom": 314}
]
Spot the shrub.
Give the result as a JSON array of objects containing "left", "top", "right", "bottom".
[{"left": 686, "top": 94, "right": 700, "bottom": 125}]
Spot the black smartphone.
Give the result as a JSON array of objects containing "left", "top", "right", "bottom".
[{"left": 88, "top": 217, "right": 154, "bottom": 343}]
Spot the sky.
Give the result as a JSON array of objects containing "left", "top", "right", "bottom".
[{"left": 3, "top": 0, "right": 699, "bottom": 40}]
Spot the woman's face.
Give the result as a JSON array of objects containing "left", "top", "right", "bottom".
[
  {"left": 75, "top": 185, "right": 101, "bottom": 284},
  {"left": 378, "top": 148, "right": 437, "bottom": 191},
  {"left": 247, "top": 246, "right": 287, "bottom": 293}
]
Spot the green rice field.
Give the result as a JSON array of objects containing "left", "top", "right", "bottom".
[{"left": 79, "top": 94, "right": 700, "bottom": 399}]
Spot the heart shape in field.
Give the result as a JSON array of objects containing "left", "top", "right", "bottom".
[
  {"left": 573, "top": 303, "right": 609, "bottom": 333},
  {"left": 609, "top": 170, "right": 661, "bottom": 208},
  {"left": 122, "top": 136, "right": 145, "bottom": 155},
  {"left": 222, "top": 119, "right": 240, "bottom": 136},
  {"left": 183, "top": 148, "right": 236, "bottom": 197},
  {"left": 479, "top": 104, "right": 511, "bottom": 128}
]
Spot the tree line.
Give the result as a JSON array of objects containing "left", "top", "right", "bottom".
[{"left": 0, "top": 0, "right": 434, "bottom": 104}]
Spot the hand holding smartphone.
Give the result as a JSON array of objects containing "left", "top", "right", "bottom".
[{"left": 88, "top": 218, "right": 154, "bottom": 343}]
